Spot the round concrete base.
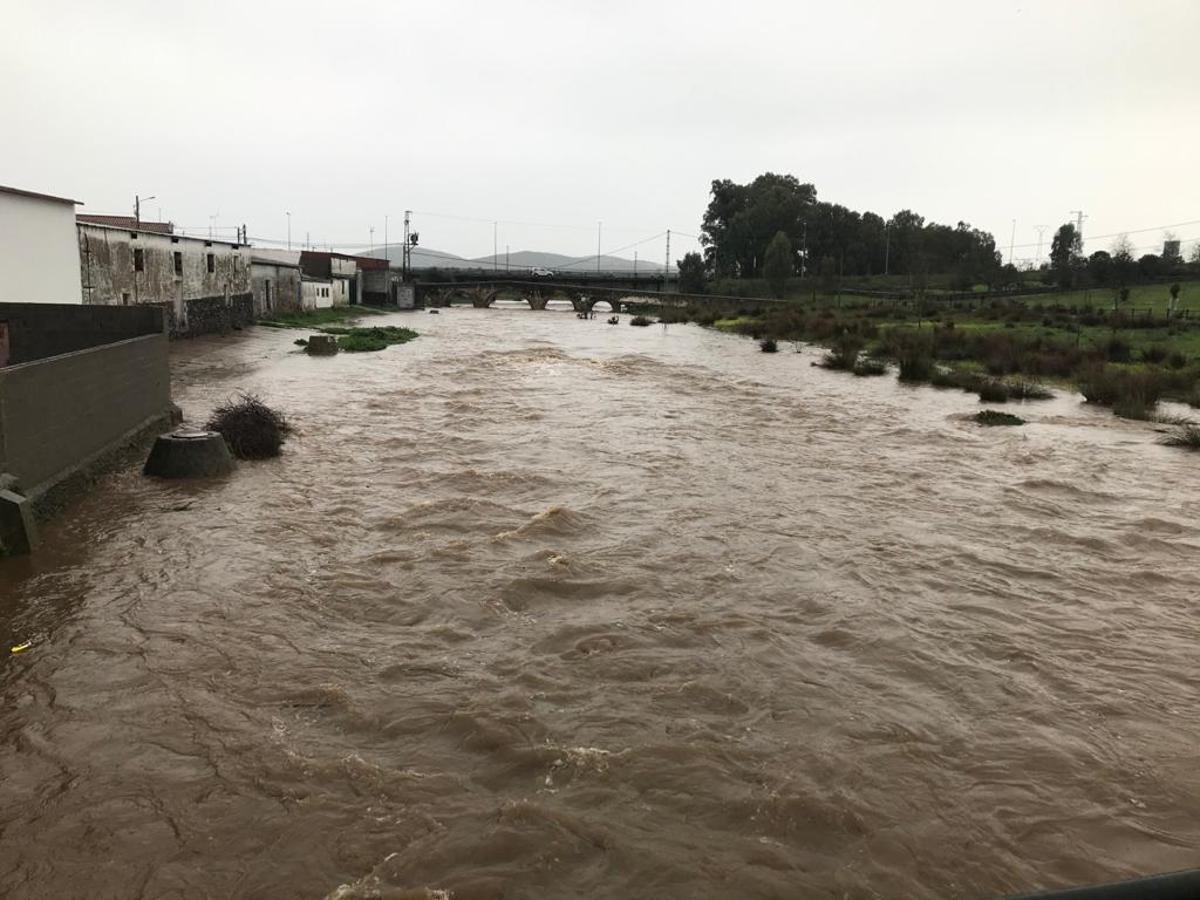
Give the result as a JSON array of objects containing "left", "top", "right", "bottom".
[
  {"left": 143, "top": 429, "right": 235, "bottom": 478},
  {"left": 305, "top": 334, "right": 339, "bottom": 355}
]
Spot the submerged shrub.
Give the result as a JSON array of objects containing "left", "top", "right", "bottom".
[
  {"left": 206, "top": 393, "right": 293, "bottom": 459},
  {"left": 1078, "top": 365, "right": 1165, "bottom": 412},
  {"left": 852, "top": 357, "right": 888, "bottom": 376},
  {"left": 975, "top": 410, "right": 1024, "bottom": 426},
  {"left": 819, "top": 335, "right": 862, "bottom": 370},
  {"left": 1161, "top": 424, "right": 1200, "bottom": 449},
  {"left": 1006, "top": 379, "right": 1054, "bottom": 401},
  {"left": 630, "top": 315, "right": 653, "bottom": 327},
  {"left": 977, "top": 380, "right": 1010, "bottom": 403},
  {"left": 759, "top": 338, "right": 778, "bottom": 353}
]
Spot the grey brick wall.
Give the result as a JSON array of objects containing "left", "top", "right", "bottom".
[
  {"left": 0, "top": 302, "right": 164, "bottom": 364},
  {"left": 0, "top": 334, "right": 172, "bottom": 494}
]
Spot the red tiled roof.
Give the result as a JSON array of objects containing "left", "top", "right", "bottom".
[{"left": 77, "top": 214, "right": 174, "bottom": 234}]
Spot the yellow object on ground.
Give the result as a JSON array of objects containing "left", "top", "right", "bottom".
[{"left": 11, "top": 641, "right": 32, "bottom": 654}]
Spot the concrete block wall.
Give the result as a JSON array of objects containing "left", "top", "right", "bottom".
[
  {"left": 0, "top": 333, "right": 171, "bottom": 496},
  {"left": 0, "top": 301, "right": 164, "bottom": 364}
]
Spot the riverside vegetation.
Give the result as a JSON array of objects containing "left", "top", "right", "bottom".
[
  {"left": 259, "top": 307, "right": 418, "bottom": 352},
  {"left": 640, "top": 294, "right": 1200, "bottom": 435}
]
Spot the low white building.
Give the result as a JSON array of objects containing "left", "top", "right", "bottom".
[
  {"left": 301, "top": 274, "right": 335, "bottom": 310},
  {"left": 0, "top": 184, "right": 83, "bottom": 303}
]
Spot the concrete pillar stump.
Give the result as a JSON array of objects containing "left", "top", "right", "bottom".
[{"left": 143, "top": 428, "right": 235, "bottom": 479}]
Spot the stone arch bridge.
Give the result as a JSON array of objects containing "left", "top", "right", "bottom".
[{"left": 415, "top": 279, "right": 781, "bottom": 313}]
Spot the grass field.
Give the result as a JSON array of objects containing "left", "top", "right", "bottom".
[{"left": 1013, "top": 281, "right": 1200, "bottom": 314}]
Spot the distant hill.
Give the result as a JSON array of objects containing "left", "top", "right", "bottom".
[{"left": 365, "top": 244, "right": 668, "bottom": 273}]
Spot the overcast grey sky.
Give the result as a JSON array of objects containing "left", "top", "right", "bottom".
[{"left": 3, "top": 0, "right": 1197, "bottom": 264}]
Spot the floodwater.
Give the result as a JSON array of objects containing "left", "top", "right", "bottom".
[{"left": 2, "top": 304, "right": 1199, "bottom": 900}]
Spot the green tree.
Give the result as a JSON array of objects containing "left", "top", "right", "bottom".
[
  {"left": 1050, "top": 223, "right": 1082, "bottom": 288},
  {"left": 676, "top": 252, "right": 706, "bottom": 294},
  {"left": 763, "top": 231, "right": 793, "bottom": 298}
]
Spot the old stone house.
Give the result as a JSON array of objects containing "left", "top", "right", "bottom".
[
  {"left": 77, "top": 219, "right": 252, "bottom": 336},
  {"left": 250, "top": 249, "right": 302, "bottom": 316}
]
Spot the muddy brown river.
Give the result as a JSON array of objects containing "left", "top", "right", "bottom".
[{"left": 2, "top": 305, "right": 1199, "bottom": 899}]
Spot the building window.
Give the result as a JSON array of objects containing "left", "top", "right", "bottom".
[
  {"left": 173, "top": 251, "right": 183, "bottom": 276},
  {"left": 206, "top": 253, "right": 215, "bottom": 273},
  {"left": 134, "top": 248, "right": 145, "bottom": 272}
]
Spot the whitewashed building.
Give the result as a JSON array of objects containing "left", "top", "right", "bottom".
[{"left": 0, "top": 184, "right": 83, "bottom": 303}]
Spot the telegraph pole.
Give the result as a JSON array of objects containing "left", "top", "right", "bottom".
[
  {"left": 664, "top": 229, "right": 671, "bottom": 287},
  {"left": 402, "top": 210, "right": 411, "bottom": 278},
  {"left": 1008, "top": 219, "right": 1016, "bottom": 266},
  {"left": 1034, "top": 225, "right": 1048, "bottom": 266},
  {"left": 384, "top": 215, "right": 388, "bottom": 261},
  {"left": 1069, "top": 209, "right": 1087, "bottom": 253}
]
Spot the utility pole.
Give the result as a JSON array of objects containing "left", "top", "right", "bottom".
[
  {"left": 286, "top": 212, "right": 292, "bottom": 250},
  {"left": 402, "top": 210, "right": 411, "bottom": 279},
  {"left": 597, "top": 221, "right": 602, "bottom": 274},
  {"left": 1009, "top": 219, "right": 1016, "bottom": 266},
  {"left": 384, "top": 215, "right": 388, "bottom": 261},
  {"left": 1069, "top": 209, "right": 1087, "bottom": 253},
  {"left": 1034, "top": 225, "right": 1048, "bottom": 266},
  {"left": 664, "top": 229, "right": 671, "bottom": 287}
]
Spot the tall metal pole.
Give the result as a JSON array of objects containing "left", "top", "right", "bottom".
[
  {"left": 384, "top": 215, "right": 388, "bottom": 261},
  {"left": 403, "top": 210, "right": 411, "bottom": 278},
  {"left": 1034, "top": 225, "right": 1048, "bottom": 266},
  {"left": 664, "top": 229, "right": 670, "bottom": 287}
]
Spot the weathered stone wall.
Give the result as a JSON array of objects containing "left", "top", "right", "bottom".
[
  {"left": 78, "top": 224, "right": 250, "bottom": 331},
  {"left": 251, "top": 263, "right": 303, "bottom": 316},
  {"left": 183, "top": 294, "right": 255, "bottom": 336},
  {"left": 0, "top": 333, "right": 172, "bottom": 499},
  {"left": 0, "top": 301, "right": 164, "bottom": 364}
]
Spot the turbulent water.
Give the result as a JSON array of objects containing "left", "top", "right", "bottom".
[{"left": 2, "top": 304, "right": 1199, "bottom": 899}]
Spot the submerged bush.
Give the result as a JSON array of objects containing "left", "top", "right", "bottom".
[
  {"left": 206, "top": 393, "right": 293, "bottom": 459},
  {"left": 1006, "top": 379, "right": 1054, "bottom": 401},
  {"left": 630, "top": 315, "right": 653, "bottom": 327},
  {"left": 978, "top": 380, "right": 1010, "bottom": 403},
  {"left": 852, "top": 357, "right": 887, "bottom": 376},
  {"left": 328, "top": 325, "right": 418, "bottom": 353},
  {"left": 1078, "top": 365, "right": 1165, "bottom": 412},
  {"left": 819, "top": 335, "right": 863, "bottom": 370},
  {"left": 975, "top": 410, "right": 1025, "bottom": 426},
  {"left": 1161, "top": 424, "right": 1200, "bottom": 449},
  {"left": 759, "top": 338, "right": 778, "bottom": 353}
]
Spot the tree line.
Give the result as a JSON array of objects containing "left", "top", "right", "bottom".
[{"left": 686, "top": 172, "right": 1004, "bottom": 293}]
